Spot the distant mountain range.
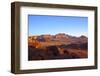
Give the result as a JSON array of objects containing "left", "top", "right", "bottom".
[{"left": 28, "top": 33, "right": 88, "bottom": 46}]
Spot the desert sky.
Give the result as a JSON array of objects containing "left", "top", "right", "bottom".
[{"left": 28, "top": 15, "right": 88, "bottom": 37}]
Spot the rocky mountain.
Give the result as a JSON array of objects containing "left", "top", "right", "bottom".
[
  {"left": 28, "top": 33, "right": 88, "bottom": 60},
  {"left": 28, "top": 33, "right": 88, "bottom": 46}
]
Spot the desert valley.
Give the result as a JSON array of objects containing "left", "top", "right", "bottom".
[{"left": 28, "top": 33, "right": 88, "bottom": 60}]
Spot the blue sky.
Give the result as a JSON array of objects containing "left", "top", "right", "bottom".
[{"left": 28, "top": 15, "right": 88, "bottom": 37}]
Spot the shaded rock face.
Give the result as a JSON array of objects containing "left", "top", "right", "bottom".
[
  {"left": 28, "top": 46, "right": 60, "bottom": 60},
  {"left": 47, "top": 46, "right": 60, "bottom": 56},
  {"left": 28, "top": 43, "right": 87, "bottom": 60},
  {"left": 59, "top": 43, "right": 88, "bottom": 50}
]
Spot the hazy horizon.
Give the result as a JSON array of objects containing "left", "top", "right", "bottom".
[
  {"left": 28, "top": 15, "right": 88, "bottom": 37},
  {"left": 28, "top": 33, "right": 88, "bottom": 38}
]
